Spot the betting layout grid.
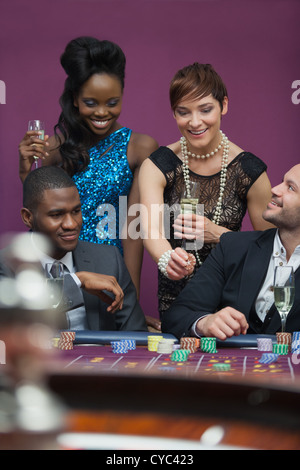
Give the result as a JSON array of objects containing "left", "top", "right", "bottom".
[{"left": 53, "top": 332, "right": 300, "bottom": 381}]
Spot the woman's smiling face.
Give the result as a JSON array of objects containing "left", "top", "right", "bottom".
[
  {"left": 174, "top": 93, "right": 228, "bottom": 153},
  {"left": 74, "top": 73, "right": 123, "bottom": 139}
]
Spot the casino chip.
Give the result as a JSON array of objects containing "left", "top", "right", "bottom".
[
  {"left": 276, "top": 332, "right": 292, "bottom": 352},
  {"left": 272, "top": 343, "right": 288, "bottom": 355},
  {"left": 121, "top": 339, "right": 136, "bottom": 350},
  {"left": 147, "top": 335, "right": 163, "bottom": 351},
  {"left": 156, "top": 338, "right": 176, "bottom": 354},
  {"left": 171, "top": 349, "right": 190, "bottom": 362},
  {"left": 180, "top": 337, "right": 200, "bottom": 353},
  {"left": 58, "top": 331, "right": 75, "bottom": 350},
  {"left": 212, "top": 363, "right": 231, "bottom": 371},
  {"left": 111, "top": 341, "right": 128, "bottom": 353},
  {"left": 257, "top": 337, "right": 273, "bottom": 352},
  {"left": 259, "top": 353, "right": 279, "bottom": 364},
  {"left": 292, "top": 332, "right": 300, "bottom": 353},
  {"left": 201, "top": 337, "right": 217, "bottom": 353}
]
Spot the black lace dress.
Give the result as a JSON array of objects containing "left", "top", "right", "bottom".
[{"left": 149, "top": 147, "right": 267, "bottom": 317}]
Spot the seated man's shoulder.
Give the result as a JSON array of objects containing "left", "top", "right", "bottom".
[
  {"left": 76, "top": 240, "right": 121, "bottom": 260},
  {"left": 74, "top": 240, "right": 123, "bottom": 269},
  {"left": 220, "top": 228, "right": 275, "bottom": 245}
]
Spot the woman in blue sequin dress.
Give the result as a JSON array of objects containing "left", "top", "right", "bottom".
[{"left": 19, "top": 37, "right": 159, "bottom": 321}]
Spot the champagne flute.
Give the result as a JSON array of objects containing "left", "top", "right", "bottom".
[
  {"left": 28, "top": 120, "right": 45, "bottom": 169},
  {"left": 45, "top": 262, "right": 64, "bottom": 309},
  {"left": 180, "top": 181, "right": 202, "bottom": 252},
  {"left": 273, "top": 266, "right": 295, "bottom": 332}
]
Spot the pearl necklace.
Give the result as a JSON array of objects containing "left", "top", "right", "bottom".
[
  {"left": 180, "top": 131, "right": 229, "bottom": 264},
  {"left": 181, "top": 130, "right": 227, "bottom": 160}
]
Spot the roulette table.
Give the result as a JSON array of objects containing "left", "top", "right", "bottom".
[{"left": 39, "top": 331, "right": 300, "bottom": 451}]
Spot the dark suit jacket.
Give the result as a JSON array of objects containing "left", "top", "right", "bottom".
[
  {"left": 0, "top": 240, "right": 147, "bottom": 332},
  {"left": 162, "top": 229, "right": 300, "bottom": 339}
]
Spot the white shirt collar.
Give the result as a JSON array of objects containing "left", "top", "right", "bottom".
[
  {"left": 273, "top": 229, "right": 300, "bottom": 261},
  {"left": 273, "top": 230, "right": 285, "bottom": 258}
]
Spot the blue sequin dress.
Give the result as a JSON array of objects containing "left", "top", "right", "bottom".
[{"left": 72, "top": 127, "right": 133, "bottom": 254}]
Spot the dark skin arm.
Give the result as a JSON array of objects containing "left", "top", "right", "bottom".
[
  {"left": 75, "top": 271, "right": 124, "bottom": 313},
  {"left": 19, "top": 132, "right": 61, "bottom": 181}
]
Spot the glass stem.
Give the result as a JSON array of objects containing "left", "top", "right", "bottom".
[{"left": 281, "top": 314, "right": 287, "bottom": 332}]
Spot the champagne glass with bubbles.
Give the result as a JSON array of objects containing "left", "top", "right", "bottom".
[
  {"left": 180, "top": 181, "right": 202, "bottom": 252},
  {"left": 273, "top": 266, "right": 295, "bottom": 332},
  {"left": 28, "top": 120, "right": 45, "bottom": 169}
]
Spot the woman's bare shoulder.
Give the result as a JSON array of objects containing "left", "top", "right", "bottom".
[{"left": 127, "top": 131, "right": 159, "bottom": 168}]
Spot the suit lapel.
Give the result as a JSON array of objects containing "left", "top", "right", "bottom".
[
  {"left": 237, "top": 230, "right": 276, "bottom": 316},
  {"left": 73, "top": 241, "right": 94, "bottom": 272},
  {"left": 72, "top": 241, "right": 100, "bottom": 329}
]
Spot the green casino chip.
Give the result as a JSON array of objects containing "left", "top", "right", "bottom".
[
  {"left": 212, "top": 363, "right": 231, "bottom": 371},
  {"left": 201, "top": 337, "right": 217, "bottom": 353},
  {"left": 171, "top": 349, "right": 190, "bottom": 362},
  {"left": 272, "top": 343, "right": 288, "bottom": 355}
]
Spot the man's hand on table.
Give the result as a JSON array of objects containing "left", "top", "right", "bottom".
[{"left": 196, "top": 307, "right": 249, "bottom": 341}]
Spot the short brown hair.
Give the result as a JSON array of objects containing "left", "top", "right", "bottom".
[{"left": 169, "top": 63, "right": 228, "bottom": 112}]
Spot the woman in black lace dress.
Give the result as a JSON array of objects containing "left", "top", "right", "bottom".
[{"left": 139, "top": 63, "right": 274, "bottom": 317}]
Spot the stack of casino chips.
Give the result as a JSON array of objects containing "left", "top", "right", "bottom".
[
  {"left": 156, "top": 338, "right": 176, "bottom": 354},
  {"left": 111, "top": 340, "right": 132, "bottom": 353},
  {"left": 272, "top": 343, "right": 289, "bottom": 355},
  {"left": 171, "top": 349, "right": 190, "bottom": 362},
  {"left": 200, "top": 337, "right": 217, "bottom": 353},
  {"left": 259, "top": 353, "right": 279, "bottom": 364},
  {"left": 273, "top": 332, "right": 291, "bottom": 354},
  {"left": 121, "top": 339, "right": 136, "bottom": 350},
  {"left": 58, "top": 331, "right": 75, "bottom": 350},
  {"left": 292, "top": 332, "right": 300, "bottom": 353},
  {"left": 147, "top": 335, "right": 163, "bottom": 351},
  {"left": 257, "top": 337, "right": 273, "bottom": 352},
  {"left": 180, "top": 337, "right": 200, "bottom": 353}
]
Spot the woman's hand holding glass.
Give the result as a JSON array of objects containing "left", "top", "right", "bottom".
[
  {"left": 173, "top": 212, "right": 204, "bottom": 242},
  {"left": 19, "top": 121, "right": 49, "bottom": 179},
  {"left": 173, "top": 213, "right": 227, "bottom": 245}
]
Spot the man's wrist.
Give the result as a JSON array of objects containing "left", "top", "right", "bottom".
[{"left": 190, "top": 314, "right": 210, "bottom": 337}]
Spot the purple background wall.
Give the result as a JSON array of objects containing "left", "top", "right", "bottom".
[{"left": 0, "top": 0, "right": 299, "bottom": 319}]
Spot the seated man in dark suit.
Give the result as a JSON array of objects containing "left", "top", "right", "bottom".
[
  {"left": 162, "top": 164, "right": 300, "bottom": 340},
  {"left": 0, "top": 166, "right": 147, "bottom": 332}
]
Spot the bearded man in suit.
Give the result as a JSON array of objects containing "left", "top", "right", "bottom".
[{"left": 162, "top": 164, "right": 300, "bottom": 340}]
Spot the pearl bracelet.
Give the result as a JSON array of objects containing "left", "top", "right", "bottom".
[{"left": 158, "top": 249, "right": 174, "bottom": 277}]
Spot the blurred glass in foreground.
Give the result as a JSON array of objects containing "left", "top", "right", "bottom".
[{"left": 0, "top": 233, "right": 66, "bottom": 449}]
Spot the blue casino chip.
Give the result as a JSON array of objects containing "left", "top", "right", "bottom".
[{"left": 259, "top": 353, "right": 279, "bottom": 364}]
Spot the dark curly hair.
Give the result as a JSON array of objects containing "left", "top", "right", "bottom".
[
  {"left": 23, "top": 166, "right": 76, "bottom": 212},
  {"left": 54, "top": 36, "right": 126, "bottom": 175}
]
